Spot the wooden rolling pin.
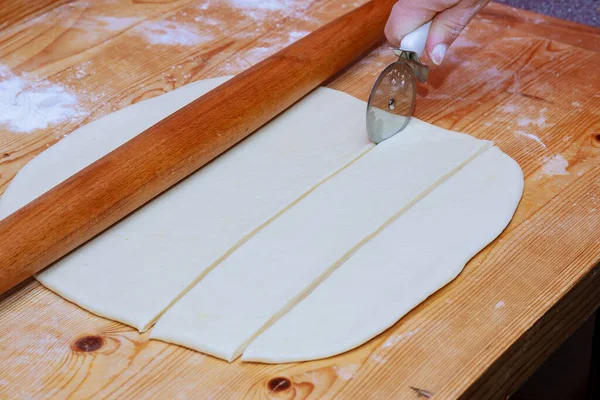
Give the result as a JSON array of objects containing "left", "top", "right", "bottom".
[{"left": 0, "top": 0, "right": 396, "bottom": 295}]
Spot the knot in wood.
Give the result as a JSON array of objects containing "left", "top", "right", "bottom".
[
  {"left": 73, "top": 335, "right": 104, "bottom": 353},
  {"left": 267, "top": 377, "right": 291, "bottom": 392}
]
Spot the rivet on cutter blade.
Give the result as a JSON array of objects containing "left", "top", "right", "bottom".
[{"left": 366, "top": 22, "right": 431, "bottom": 144}]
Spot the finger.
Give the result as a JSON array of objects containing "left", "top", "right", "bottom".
[
  {"left": 384, "top": 0, "right": 456, "bottom": 46},
  {"left": 426, "top": 0, "right": 489, "bottom": 65}
]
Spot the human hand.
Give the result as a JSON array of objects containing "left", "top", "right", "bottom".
[{"left": 384, "top": 0, "right": 490, "bottom": 65}]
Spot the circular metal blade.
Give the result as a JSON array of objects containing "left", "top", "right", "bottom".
[{"left": 366, "top": 62, "right": 416, "bottom": 144}]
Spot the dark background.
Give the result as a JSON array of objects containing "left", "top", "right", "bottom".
[{"left": 495, "top": 0, "right": 600, "bottom": 27}]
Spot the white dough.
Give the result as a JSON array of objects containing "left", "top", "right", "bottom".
[
  {"left": 1, "top": 76, "right": 524, "bottom": 364},
  {"left": 0, "top": 80, "right": 374, "bottom": 331},
  {"left": 149, "top": 119, "right": 492, "bottom": 362},
  {"left": 242, "top": 147, "right": 523, "bottom": 363}
]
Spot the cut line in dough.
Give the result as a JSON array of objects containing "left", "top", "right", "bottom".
[
  {"left": 1, "top": 76, "right": 524, "bottom": 364},
  {"left": 242, "top": 146, "right": 523, "bottom": 363},
  {"left": 0, "top": 80, "right": 374, "bottom": 331},
  {"left": 149, "top": 119, "right": 492, "bottom": 362}
]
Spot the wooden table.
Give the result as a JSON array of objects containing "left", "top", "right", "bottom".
[{"left": 1, "top": 1, "right": 599, "bottom": 398}]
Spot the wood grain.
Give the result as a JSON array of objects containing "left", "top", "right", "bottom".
[
  {"left": 1, "top": 1, "right": 599, "bottom": 399},
  {"left": 479, "top": 2, "right": 600, "bottom": 52},
  {"left": 0, "top": 0, "right": 395, "bottom": 294}
]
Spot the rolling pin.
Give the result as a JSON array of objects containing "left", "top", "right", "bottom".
[{"left": 0, "top": 0, "right": 396, "bottom": 295}]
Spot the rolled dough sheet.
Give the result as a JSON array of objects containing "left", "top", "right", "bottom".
[
  {"left": 150, "top": 119, "right": 492, "bottom": 362},
  {"left": 0, "top": 79, "right": 374, "bottom": 331},
  {"left": 243, "top": 146, "right": 524, "bottom": 363}
]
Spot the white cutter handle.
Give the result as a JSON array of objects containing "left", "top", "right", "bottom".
[{"left": 399, "top": 21, "right": 431, "bottom": 58}]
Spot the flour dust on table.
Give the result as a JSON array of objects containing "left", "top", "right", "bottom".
[{"left": 0, "top": 76, "right": 523, "bottom": 363}]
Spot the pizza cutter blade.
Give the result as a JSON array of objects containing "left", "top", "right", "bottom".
[{"left": 366, "top": 22, "right": 432, "bottom": 144}]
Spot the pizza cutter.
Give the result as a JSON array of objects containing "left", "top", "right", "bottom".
[{"left": 366, "top": 22, "right": 431, "bottom": 144}]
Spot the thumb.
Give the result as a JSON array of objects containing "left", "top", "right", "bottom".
[{"left": 426, "top": 1, "right": 489, "bottom": 65}]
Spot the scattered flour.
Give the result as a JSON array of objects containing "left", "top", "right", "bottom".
[
  {"left": 0, "top": 65, "right": 82, "bottom": 133},
  {"left": 502, "top": 104, "right": 518, "bottom": 113},
  {"left": 333, "top": 363, "right": 359, "bottom": 380},
  {"left": 355, "top": 45, "right": 392, "bottom": 71},
  {"left": 495, "top": 300, "right": 505, "bottom": 309},
  {"left": 485, "top": 66, "right": 506, "bottom": 79},
  {"left": 18, "top": 0, "right": 319, "bottom": 55},
  {"left": 215, "top": 0, "right": 314, "bottom": 21},
  {"left": 301, "top": 371, "right": 320, "bottom": 385},
  {"left": 572, "top": 101, "right": 582, "bottom": 107},
  {"left": 72, "top": 61, "right": 93, "bottom": 79},
  {"left": 229, "top": 0, "right": 291, "bottom": 10},
  {"left": 370, "top": 354, "right": 387, "bottom": 364},
  {"left": 452, "top": 37, "right": 478, "bottom": 48},
  {"left": 516, "top": 108, "right": 553, "bottom": 129},
  {"left": 42, "top": 11, "right": 214, "bottom": 47},
  {"left": 382, "top": 328, "right": 420, "bottom": 348},
  {"left": 79, "top": 15, "right": 142, "bottom": 41},
  {"left": 134, "top": 20, "right": 213, "bottom": 46},
  {"left": 194, "top": 16, "right": 221, "bottom": 25},
  {"left": 515, "top": 131, "right": 546, "bottom": 149},
  {"left": 288, "top": 30, "right": 308, "bottom": 41},
  {"left": 421, "top": 92, "right": 468, "bottom": 101},
  {"left": 242, "top": 47, "right": 272, "bottom": 63},
  {"left": 541, "top": 154, "right": 569, "bottom": 177},
  {"left": 242, "top": 30, "right": 309, "bottom": 64}
]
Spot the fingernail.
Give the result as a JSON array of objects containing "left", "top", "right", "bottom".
[{"left": 431, "top": 43, "right": 448, "bottom": 65}]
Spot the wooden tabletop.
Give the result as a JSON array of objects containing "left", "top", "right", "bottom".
[{"left": 1, "top": 1, "right": 599, "bottom": 399}]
